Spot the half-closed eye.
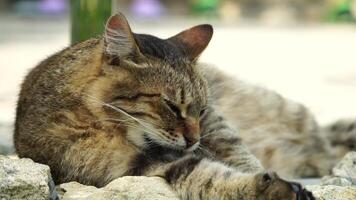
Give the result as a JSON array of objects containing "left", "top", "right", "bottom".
[
  {"left": 199, "top": 107, "right": 207, "bottom": 117},
  {"left": 114, "top": 93, "right": 161, "bottom": 101},
  {"left": 164, "top": 99, "right": 181, "bottom": 118}
]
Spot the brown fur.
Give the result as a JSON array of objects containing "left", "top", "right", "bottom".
[{"left": 15, "top": 13, "right": 315, "bottom": 199}]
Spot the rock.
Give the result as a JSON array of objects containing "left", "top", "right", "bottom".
[
  {"left": 307, "top": 185, "right": 356, "bottom": 200},
  {"left": 0, "top": 156, "right": 57, "bottom": 200},
  {"left": 321, "top": 176, "right": 353, "bottom": 187},
  {"left": 2, "top": 151, "right": 354, "bottom": 200},
  {"left": 322, "top": 151, "right": 356, "bottom": 186},
  {"left": 58, "top": 176, "right": 179, "bottom": 200},
  {"left": 321, "top": 151, "right": 356, "bottom": 186},
  {"left": 332, "top": 152, "right": 356, "bottom": 184},
  {"left": 313, "top": 152, "right": 356, "bottom": 197}
]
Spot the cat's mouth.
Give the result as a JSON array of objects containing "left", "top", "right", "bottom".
[
  {"left": 143, "top": 133, "right": 200, "bottom": 152},
  {"left": 185, "top": 141, "right": 200, "bottom": 152}
]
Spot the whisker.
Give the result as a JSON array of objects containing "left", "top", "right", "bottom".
[
  {"left": 84, "top": 94, "right": 179, "bottom": 148},
  {"left": 85, "top": 94, "right": 163, "bottom": 135},
  {"left": 94, "top": 117, "right": 132, "bottom": 124},
  {"left": 123, "top": 122, "right": 169, "bottom": 143},
  {"left": 200, "top": 131, "right": 219, "bottom": 139},
  {"left": 197, "top": 144, "right": 215, "bottom": 158}
]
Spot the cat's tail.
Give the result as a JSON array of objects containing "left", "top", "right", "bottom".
[{"left": 321, "top": 119, "right": 356, "bottom": 158}]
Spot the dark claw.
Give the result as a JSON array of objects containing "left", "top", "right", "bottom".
[
  {"left": 257, "top": 171, "right": 316, "bottom": 200},
  {"left": 292, "top": 183, "right": 315, "bottom": 200}
]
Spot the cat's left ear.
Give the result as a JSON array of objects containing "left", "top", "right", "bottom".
[{"left": 168, "top": 24, "right": 213, "bottom": 61}]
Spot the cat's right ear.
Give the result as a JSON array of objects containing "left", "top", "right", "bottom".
[{"left": 104, "top": 13, "right": 141, "bottom": 61}]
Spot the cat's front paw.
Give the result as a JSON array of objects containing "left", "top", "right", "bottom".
[{"left": 256, "top": 171, "right": 315, "bottom": 200}]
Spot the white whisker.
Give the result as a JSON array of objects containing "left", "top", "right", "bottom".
[
  {"left": 200, "top": 131, "right": 219, "bottom": 139},
  {"left": 85, "top": 94, "right": 161, "bottom": 134},
  {"left": 84, "top": 93, "right": 179, "bottom": 148}
]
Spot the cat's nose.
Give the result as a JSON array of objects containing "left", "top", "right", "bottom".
[{"left": 182, "top": 118, "right": 200, "bottom": 148}]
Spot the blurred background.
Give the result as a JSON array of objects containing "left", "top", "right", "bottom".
[{"left": 0, "top": 0, "right": 356, "bottom": 155}]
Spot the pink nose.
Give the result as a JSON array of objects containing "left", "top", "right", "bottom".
[{"left": 182, "top": 119, "right": 200, "bottom": 148}]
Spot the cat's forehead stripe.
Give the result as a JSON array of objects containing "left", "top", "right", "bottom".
[{"left": 134, "top": 33, "right": 186, "bottom": 63}]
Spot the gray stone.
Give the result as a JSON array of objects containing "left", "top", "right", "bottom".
[
  {"left": 307, "top": 185, "right": 356, "bottom": 200},
  {"left": 321, "top": 176, "right": 353, "bottom": 187},
  {"left": 332, "top": 151, "right": 356, "bottom": 184},
  {"left": 2, "top": 151, "right": 354, "bottom": 200},
  {"left": 59, "top": 176, "right": 179, "bottom": 200},
  {"left": 0, "top": 156, "right": 57, "bottom": 200}
]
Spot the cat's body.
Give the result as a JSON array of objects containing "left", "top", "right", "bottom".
[
  {"left": 205, "top": 67, "right": 356, "bottom": 178},
  {"left": 16, "top": 13, "right": 348, "bottom": 200},
  {"left": 14, "top": 34, "right": 263, "bottom": 187}
]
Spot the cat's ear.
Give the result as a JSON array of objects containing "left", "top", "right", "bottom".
[
  {"left": 168, "top": 24, "right": 213, "bottom": 61},
  {"left": 104, "top": 13, "right": 141, "bottom": 59}
]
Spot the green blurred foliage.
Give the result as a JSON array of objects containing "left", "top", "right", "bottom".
[
  {"left": 190, "top": 0, "right": 219, "bottom": 17},
  {"left": 70, "top": 0, "right": 112, "bottom": 44},
  {"left": 326, "top": 0, "right": 355, "bottom": 22}
]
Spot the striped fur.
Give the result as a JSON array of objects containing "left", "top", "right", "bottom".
[
  {"left": 14, "top": 13, "right": 315, "bottom": 199},
  {"left": 204, "top": 65, "right": 355, "bottom": 178}
]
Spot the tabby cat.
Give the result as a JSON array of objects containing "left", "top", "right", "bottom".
[{"left": 14, "top": 13, "right": 315, "bottom": 200}]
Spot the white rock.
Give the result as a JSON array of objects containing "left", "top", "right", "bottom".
[
  {"left": 0, "top": 155, "right": 57, "bottom": 200},
  {"left": 59, "top": 176, "right": 179, "bottom": 200},
  {"left": 321, "top": 176, "right": 352, "bottom": 187},
  {"left": 332, "top": 151, "right": 356, "bottom": 184},
  {"left": 307, "top": 185, "right": 356, "bottom": 200}
]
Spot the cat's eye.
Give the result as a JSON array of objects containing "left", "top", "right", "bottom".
[
  {"left": 164, "top": 99, "right": 181, "bottom": 117},
  {"left": 199, "top": 107, "right": 207, "bottom": 117},
  {"left": 113, "top": 93, "right": 161, "bottom": 101}
]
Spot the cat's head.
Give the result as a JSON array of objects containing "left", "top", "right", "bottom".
[{"left": 87, "top": 13, "right": 213, "bottom": 151}]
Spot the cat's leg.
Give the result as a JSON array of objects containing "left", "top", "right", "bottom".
[
  {"left": 198, "top": 106, "right": 264, "bottom": 173},
  {"left": 240, "top": 125, "right": 335, "bottom": 178},
  {"left": 246, "top": 118, "right": 356, "bottom": 177},
  {"left": 145, "top": 155, "right": 315, "bottom": 200}
]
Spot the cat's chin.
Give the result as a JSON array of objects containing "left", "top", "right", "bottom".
[
  {"left": 137, "top": 132, "right": 183, "bottom": 149},
  {"left": 185, "top": 141, "right": 200, "bottom": 152},
  {"left": 142, "top": 134, "right": 194, "bottom": 152},
  {"left": 152, "top": 140, "right": 200, "bottom": 153},
  {"left": 150, "top": 138, "right": 200, "bottom": 152},
  {"left": 150, "top": 139, "right": 187, "bottom": 151}
]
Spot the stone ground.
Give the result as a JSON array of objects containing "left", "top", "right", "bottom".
[
  {"left": 1, "top": 13, "right": 356, "bottom": 166},
  {"left": 1, "top": 153, "right": 355, "bottom": 200}
]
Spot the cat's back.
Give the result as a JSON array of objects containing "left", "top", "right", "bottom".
[
  {"left": 201, "top": 64, "right": 318, "bottom": 134},
  {"left": 19, "top": 38, "right": 103, "bottom": 97},
  {"left": 14, "top": 38, "right": 103, "bottom": 154}
]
